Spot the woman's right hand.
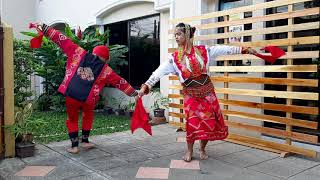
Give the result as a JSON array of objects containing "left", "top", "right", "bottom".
[{"left": 138, "top": 84, "right": 149, "bottom": 97}]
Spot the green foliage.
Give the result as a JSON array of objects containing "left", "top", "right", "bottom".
[
  {"left": 150, "top": 88, "right": 169, "bottom": 110},
  {"left": 109, "top": 45, "right": 128, "bottom": 74},
  {"left": 4, "top": 103, "right": 47, "bottom": 143},
  {"left": 22, "top": 23, "right": 128, "bottom": 111},
  {"left": 13, "top": 39, "right": 37, "bottom": 107},
  {"left": 29, "top": 111, "right": 130, "bottom": 143}
]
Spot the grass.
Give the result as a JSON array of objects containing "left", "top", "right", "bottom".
[{"left": 30, "top": 111, "right": 130, "bottom": 144}]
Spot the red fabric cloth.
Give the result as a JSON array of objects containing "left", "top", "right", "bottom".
[
  {"left": 93, "top": 45, "right": 110, "bottom": 60},
  {"left": 184, "top": 91, "right": 228, "bottom": 142},
  {"left": 255, "top": 46, "right": 286, "bottom": 64},
  {"left": 131, "top": 97, "right": 152, "bottom": 135},
  {"left": 65, "top": 97, "right": 95, "bottom": 133},
  {"left": 29, "top": 23, "right": 43, "bottom": 48}
]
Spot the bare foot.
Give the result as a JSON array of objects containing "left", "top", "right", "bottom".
[
  {"left": 81, "top": 142, "right": 95, "bottom": 149},
  {"left": 67, "top": 147, "right": 80, "bottom": 154},
  {"left": 199, "top": 150, "right": 208, "bottom": 160},
  {"left": 183, "top": 151, "right": 193, "bottom": 162}
]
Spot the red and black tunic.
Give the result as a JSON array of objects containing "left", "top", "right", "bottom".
[{"left": 42, "top": 24, "right": 137, "bottom": 105}]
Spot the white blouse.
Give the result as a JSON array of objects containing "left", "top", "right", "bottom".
[{"left": 145, "top": 45, "right": 242, "bottom": 87}]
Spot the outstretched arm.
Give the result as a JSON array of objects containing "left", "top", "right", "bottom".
[
  {"left": 207, "top": 45, "right": 256, "bottom": 59},
  {"left": 40, "top": 23, "right": 82, "bottom": 58},
  {"left": 105, "top": 67, "right": 138, "bottom": 97},
  {"left": 139, "top": 57, "right": 176, "bottom": 96}
]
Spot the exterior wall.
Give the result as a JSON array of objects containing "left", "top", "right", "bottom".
[
  {"left": 1, "top": 0, "right": 37, "bottom": 39},
  {"left": 99, "top": 2, "right": 157, "bottom": 24},
  {"left": 2, "top": 23, "right": 15, "bottom": 157}
]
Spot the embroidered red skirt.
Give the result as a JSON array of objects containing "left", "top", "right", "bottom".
[{"left": 184, "top": 90, "right": 228, "bottom": 142}]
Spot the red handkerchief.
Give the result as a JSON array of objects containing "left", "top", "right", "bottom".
[
  {"left": 30, "top": 32, "right": 43, "bottom": 49},
  {"left": 29, "top": 23, "right": 43, "bottom": 49},
  {"left": 131, "top": 97, "right": 152, "bottom": 135},
  {"left": 255, "top": 46, "right": 286, "bottom": 64}
]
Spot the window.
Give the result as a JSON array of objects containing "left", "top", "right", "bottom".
[{"left": 105, "top": 14, "right": 160, "bottom": 88}]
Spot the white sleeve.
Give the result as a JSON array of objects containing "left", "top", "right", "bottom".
[
  {"left": 145, "top": 55, "right": 176, "bottom": 88},
  {"left": 207, "top": 45, "right": 242, "bottom": 59}
]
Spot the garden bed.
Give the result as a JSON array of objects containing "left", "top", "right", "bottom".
[{"left": 30, "top": 111, "right": 130, "bottom": 143}]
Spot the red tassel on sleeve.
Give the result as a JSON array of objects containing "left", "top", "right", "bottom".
[
  {"left": 255, "top": 46, "right": 286, "bottom": 64},
  {"left": 29, "top": 23, "right": 44, "bottom": 49},
  {"left": 131, "top": 97, "right": 152, "bottom": 136}
]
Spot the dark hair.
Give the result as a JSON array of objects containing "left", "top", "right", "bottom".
[{"left": 176, "top": 23, "right": 196, "bottom": 38}]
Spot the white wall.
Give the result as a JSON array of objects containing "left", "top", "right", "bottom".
[
  {"left": 100, "top": 2, "right": 157, "bottom": 24},
  {"left": 1, "top": 0, "right": 37, "bottom": 39}
]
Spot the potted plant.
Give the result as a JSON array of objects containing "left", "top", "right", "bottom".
[
  {"left": 150, "top": 88, "right": 169, "bottom": 125},
  {"left": 113, "top": 95, "right": 126, "bottom": 116},
  {"left": 124, "top": 99, "right": 136, "bottom": 117},
  {"left": 5, "top": 103, "right": 47, "bottom": 158}
]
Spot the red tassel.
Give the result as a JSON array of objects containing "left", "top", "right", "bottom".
[
  {"left": 255, "top": 46, "right": 286, "bottom": 64},
  {"left": 131, "top": 97, "right": 152, "bottom": 136},
  {"left": 30, "top": 32, "right": 43, "bottom": 49},
  {"left": 29, "top": 23, "right": 43, "bottom": 49}
]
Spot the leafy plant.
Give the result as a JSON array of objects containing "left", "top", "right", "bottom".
[
  {"left": 150, "top": 88, "right": 169, "bottom": 110},
  {"left": 13, "top": 39, "right": 37, "bottom": 107},
  {"left": 4, "top": 103, "right": 47, "bottom": 143}
]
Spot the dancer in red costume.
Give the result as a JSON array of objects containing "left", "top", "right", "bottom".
[
  {"left": 31, "top": 23, "right": 138, "bottom": 154},
  {"left": 139, "top": 22, "right": 282, "bottom": 162}
]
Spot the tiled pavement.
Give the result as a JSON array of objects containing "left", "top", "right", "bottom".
[{"left": 1, "top": 124, "right": 320, "bottom": 180}]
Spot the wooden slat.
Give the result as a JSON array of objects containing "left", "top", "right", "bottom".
[
  {"left": 169, "top": 99, "right": 319, "bottom": 115},
  {"left": 169, "top": 75, "right": 319, "bottom": 87},
  {"left": 215, "top": 51, "right": 319, "bottom": 61},
  {"left": 210, "top": 65, "right": 318, "bottom": 73},
  {"left": 223, "top": 109, "right": 318, "bottom": 129},
  {"left": 168, "top": 94, "right": 183, "bottom": 99},
  {"left": 210, "top": 76, "right": 318, "bottom": 87},
  {"left": 169, "top": 8, "right": 319, "bottom": 33},
  {"left": 226, "top": 121, "right": 318, "bottom": 144},
  {"left": 167, "top": 121, "right": 317, "bottom": 157},
  {"left": 219, "top": 99, "right": 319, "bottom": 115},
  {"left": 227, "top": 133, "right": 317, "bottom": 158},
  {"left": 170, "top": 0, "right": 311, "bottom": 23},
  {"left": 169, "top": 103, "right": 183, "bottom": 109},
  {"left": 168, "top": 22, "right": 319, "bottom": 42},
  {"left": 170, "top": 86, "right": 319, "bottom": 100},
  {"left": 169, "top": 112, "right": 186, "bottom": 119},
  {"left": 168, "top": 36, "right": 320, "bottom": 52},
  {"left": 169, "top": 121, "right": 186, "bottom": 130}
]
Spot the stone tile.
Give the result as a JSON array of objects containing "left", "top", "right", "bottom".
[
  {"left": 197, "top": 158, "right": 244, "bottom": 178},
  {"left": 67, "top": 172, "right": 113, "bottom": 180},
  {"left": 135, "top": 167, "right": 170, "bottom": 179},
  {"left": 85, "top": 155, "right": 128, "bottom": 171},
  {"left": 202, "top": 142, "right": 251, "bottom": 158},
  {"left": 288, "top": 164, "right": 320, "bottom": 180},
  {"left": 141, "top": 142, "right": 185, "bottom": 156},
  {"left": 117, "top": 149, "right": 159, "bottom": 163},
  {"left": 176, "top": 137, "right": 186, "bottom": 142},
  {"left": 15, "top": 166, "right": 55, "bottom": 177},
  {"left": 215, "top": 148, "right": 278, "bottom": 168},
  {"left": 96, "top": 140, "right": 138, "bottom": 154},
  {"left": 170, "top": 160, "right": 200, "bottom": 170},
  {"left": 44, "top": 162, "right": 94, "bottom": 180},
  {"left": 248, "top": 156, "right": 320, "bottom": 179},
  {"left": 61, "top": 148, "right": 112, "bottom": 163},
  {"left": 0, "top": 158, "right": 27, "bottom": 180},
  {"left": 101, "top": 163, "right": 142, "bottom": 180}
]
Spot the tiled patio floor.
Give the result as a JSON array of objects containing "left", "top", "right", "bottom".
[{"left": 1, "top": 124, "right": 319, "bottom": 180}]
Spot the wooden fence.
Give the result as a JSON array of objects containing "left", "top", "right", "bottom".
[{"left": 167, "top": 0, "right": 319, "bottom": 158}]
